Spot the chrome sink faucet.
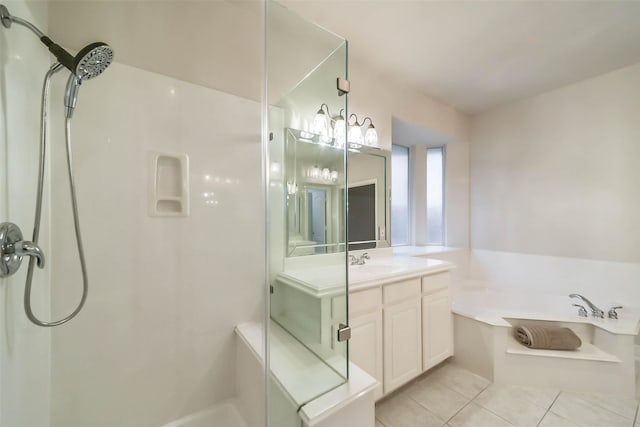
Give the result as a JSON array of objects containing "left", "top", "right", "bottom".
[
  {"left": 349, "top": 252, "right": 370, "bottom": 266},
  {"left": 569, "top": 294, "right": 604, "bottom": 318}
]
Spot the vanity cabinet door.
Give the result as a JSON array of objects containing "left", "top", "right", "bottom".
[
  {"left": 350, "top": 311, "right": 383, "bottom": 399},
  {"left": 422, "top": 289, "right": 453, "bottom": 371},
  {"left": 383, "top": 298, "right": 422, "bottom": 394}
]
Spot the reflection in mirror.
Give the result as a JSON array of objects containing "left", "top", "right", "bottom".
[
  {"left": 348, "top": 182, "right": 376, "bottom": 250},
  {"left": 286, "top": 129, "right": 345, "bottom": 256},
  {"left": 347, "top": 147, "right": 390, "bottom": 251},
  {"left": 285, "top": 136, "right": 391, "bottom": 256}
]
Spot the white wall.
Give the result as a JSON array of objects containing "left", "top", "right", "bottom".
[
  {"left": 0, "top": 1, "right": 52, "bottom": 425},
  {"left": 470, "top": 62, "right": 640, "bottom": 263},
  {"left": 47, "top": 62, "right": 264, "bottom": 427},
  {"left": 349, "top": 58, "right": 471, "bottom": 249},
  {"left": 349, "top": 58, "right": 469, "bottom": 151}
]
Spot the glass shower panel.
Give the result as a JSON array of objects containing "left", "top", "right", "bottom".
[{"left": 267, "top": 0, "right": 348, "bottom": 423}]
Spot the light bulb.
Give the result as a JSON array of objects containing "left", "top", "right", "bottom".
[
  {"left": 334, "top": 118, "right": 346, "bottom": 148},
  {"left": 309, "top": 165, "right": 321, "bottom": 179},
  {"left": 287, "top": 182, "right": 298, "bottom": 195}
]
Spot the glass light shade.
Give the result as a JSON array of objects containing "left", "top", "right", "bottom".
[
  {"left": 330, "top": 170, "right": 339, "bottom": 182},
  {"left": 287, "top": 182, "right": 298, "bottom": 195},
  {"left": 322, "top": 168, "right": 331, "bottom": 181},
  {"left": 364, "top": 126, "right": 378, "bottom": 146},
  {"left": 347, "top": 124, "right": 363, "bottom": 146},
  {"left": 311, "top": 111, "right": 330, "bottom": 140},
  {"left": 333, "top": 118, "right": 346, "bottom": 148}
]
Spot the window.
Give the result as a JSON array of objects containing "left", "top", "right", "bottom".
[
  {"left": 426, "top": 147, "right": 445, "bottom": 245},
  {"left": 391, "top": 144, "right": 410, "bottom": 246}
]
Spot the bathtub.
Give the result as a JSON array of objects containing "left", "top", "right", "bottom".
[{"left": 451, "top": 287, "right": 640, "bottom": 397}]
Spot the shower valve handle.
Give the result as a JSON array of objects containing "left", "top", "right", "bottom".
[{"left": 0, "top": 222, "right": 45, "bottom": 278}]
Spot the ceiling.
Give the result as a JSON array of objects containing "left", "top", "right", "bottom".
[{"left": 280, "top": 0, "right": 640, "bottom": 115}]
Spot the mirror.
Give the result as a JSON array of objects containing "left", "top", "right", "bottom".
[{"left": 285, "top": 130, "right": 390, "bottom": 256}]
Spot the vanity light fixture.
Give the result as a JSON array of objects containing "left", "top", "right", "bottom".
[
  {"left": 361, "top": 117, "right": 378, "bottom": 147},
  {"left": 306, "top": 164, "right": 339, "bottom": 183},
  {"left": 308, "top": 105, "right": 376, "bottom": 149},
  {"left": 348, "top": 113, "right": 363, "bottom": 147}
]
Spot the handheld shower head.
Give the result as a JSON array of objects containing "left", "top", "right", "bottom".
[
  {"left": 63, "top": 43, "right": 113, "bottom": 118},
  {"left": 74, "top": 42, "right": 114, "bottom": 80}
]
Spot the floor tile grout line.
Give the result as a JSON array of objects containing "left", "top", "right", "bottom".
[
  {"left": 535, "top": 391, "right": 561, "bottom": 427},
  {"left": 406, "top": 392, "right": 452, "bottom": 424},
  {"left": 442, "top": 381, "right": 493, "bottom": 425},
  {"left": 569, "top": 391, "right": 638, "bottom": 422},
  {"left": 444, "top": 399, "right": 475, "bottom": 425},
  {"left": 405, "top": 377, "right": 475, "bottom": 423},
  {"left": 476, "top": 402, "right": 519, "bottom": 426}
]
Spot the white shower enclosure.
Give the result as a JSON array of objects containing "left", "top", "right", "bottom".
[{"left": 1, "top": 1, "right": 265, "bottom": 426}]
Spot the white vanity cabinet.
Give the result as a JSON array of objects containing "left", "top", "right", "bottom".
[
  {"left": 348, "top": 288, "right": 383, "bottom": 399},
  {"left": 349, "top": 270, "right": 453, "bottom": 399},
  {"left": 421, "top": 273, "right": 453, "bottom": 371},
  {"left": 382, "top": 278, "right": 422, "bottom": 394}
]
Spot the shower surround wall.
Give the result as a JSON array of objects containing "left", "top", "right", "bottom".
[
  {"left": 0, "top": 1, "right": 51, "bottom": 425},
  {"left": 47, "top": 62, "right": 263, "bottom": 426}
]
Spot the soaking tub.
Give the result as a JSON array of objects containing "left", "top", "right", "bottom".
[{"left": 451, "top": 287, "right": 640, "bottom": 397}]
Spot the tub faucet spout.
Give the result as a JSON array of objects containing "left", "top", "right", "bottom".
[{"left": 569, "top": 294, "right": 604, "bottom": 318}]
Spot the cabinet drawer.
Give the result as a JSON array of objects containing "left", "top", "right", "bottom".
[
  {"left": 383, "top": 278, "right": 420, "bottom": 305},
  {"left": 421, "top": 272, "right": 450, "bottom": 295},
  {"left": 350, "top": 288, "right": 381, "bottom": 317}
]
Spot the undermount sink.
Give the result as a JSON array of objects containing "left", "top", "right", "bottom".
[{"left": 349, "top": 262, "right": 405, "bottom": 277}]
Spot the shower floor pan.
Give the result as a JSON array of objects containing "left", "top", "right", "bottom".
[{"left": 161, "top": 400, "right": 247, "bottom": 427}]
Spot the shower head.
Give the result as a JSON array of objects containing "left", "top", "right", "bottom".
[
  {"left": 73, "top": 42, "right": 114, "bottom": 80},
  {"left": 63, "top": 44, "right": 113, "bottom": 118}
]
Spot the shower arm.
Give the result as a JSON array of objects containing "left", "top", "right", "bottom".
[
  {"left": 0, "top": 5, "right": 46, "bottom": 39},
  {"left": 1, "top": 5, "right": 76, "bottom": 74}
]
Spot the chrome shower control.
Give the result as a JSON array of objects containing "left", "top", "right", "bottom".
[{"left": 0, "top": 222, "right": 45, "bottom": 278}]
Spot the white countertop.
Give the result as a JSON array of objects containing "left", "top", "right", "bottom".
[
  {"left": 349, "top": 256, "right": 454, "bottom": 291},
  {"left": 277, "top": 255, "right": 455, "bottom": 297}
]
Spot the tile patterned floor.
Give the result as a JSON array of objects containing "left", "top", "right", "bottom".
[{"left": 375, "top": 362, "right": 640, "bottom": 427}]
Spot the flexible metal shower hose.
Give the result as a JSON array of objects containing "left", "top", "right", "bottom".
[{"left": 23, "top": 62, "right": 88, "bottom": 327}]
